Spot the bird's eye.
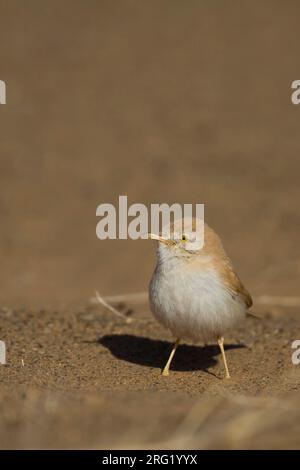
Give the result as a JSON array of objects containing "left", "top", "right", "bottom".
[{"left": 181, "top": 234, "right": 188, "bottom": 242}]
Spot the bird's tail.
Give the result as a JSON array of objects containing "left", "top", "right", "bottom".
[{"left": 246, "top": 311, "right": 261, "bottom": 320}]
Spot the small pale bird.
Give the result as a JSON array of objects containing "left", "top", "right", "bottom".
[{"left": 147, "top": 218, "right": 253, "bottom": 379}]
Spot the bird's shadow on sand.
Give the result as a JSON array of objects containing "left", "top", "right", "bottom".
[{"left": 98, "top": 334, "right": 245, "bottom": 374}]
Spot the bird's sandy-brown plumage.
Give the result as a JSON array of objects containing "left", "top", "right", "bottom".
[
  {"left": 166, "top": 220, "right": 253, "bottom": 310},
  {"left": 201, "top": 223, "right": 253, "bottom": 309}
]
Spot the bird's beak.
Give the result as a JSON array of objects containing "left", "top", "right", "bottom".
[{"left": 144, "top": 233, "right": 174, "bottom": 246}]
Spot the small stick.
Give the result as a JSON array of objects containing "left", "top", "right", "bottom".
[
  {"left": 94, "top": 291, "right": 132, "bottom": 323},
  {"left": 90, "top": 292, "right": 148, "bottom": 305}
]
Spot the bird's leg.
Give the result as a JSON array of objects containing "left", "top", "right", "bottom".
[
  {"left": 217, "top": 337, "right": 230, "bottom": 379},
  {"left": 162, "top": 338, "right": 180, "bottom": 376}
]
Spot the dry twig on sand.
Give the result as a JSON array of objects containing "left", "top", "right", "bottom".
[{"left": 94, "top": 291, "right": 132, "bottom": 324}]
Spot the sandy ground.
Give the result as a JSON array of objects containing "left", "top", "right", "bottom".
[
  {"left": 0, "top": 1, "right": 300, "bottom": 449},
  {"left": 0, "top": 302, "right": 300, "bottom": 449}
]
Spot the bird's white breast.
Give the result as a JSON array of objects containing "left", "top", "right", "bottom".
[{"left": 149, "top": 257, "right": 246, "bottom": 343}]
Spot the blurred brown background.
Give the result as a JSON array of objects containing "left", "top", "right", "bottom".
[{"left": 0, "top": 0, "right": 299, "bottom": 308}]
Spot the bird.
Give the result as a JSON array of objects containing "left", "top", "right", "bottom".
[{"left": 147, "top": 218, "right": 253, "bottom": 379}]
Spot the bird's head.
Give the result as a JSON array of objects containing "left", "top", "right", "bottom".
[{"left": 146, "top": 217, "right": 205, "bottom": 261}]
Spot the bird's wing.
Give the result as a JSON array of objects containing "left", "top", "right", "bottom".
[
  {"left": 204, "top": 223, "right": 253, "bottom": 309},
  {"left": 232, "top": 272, "right": 253, "bottom": 308},
  {"left": 221, "top": 260, "right": 253, "bottom": 309}
]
